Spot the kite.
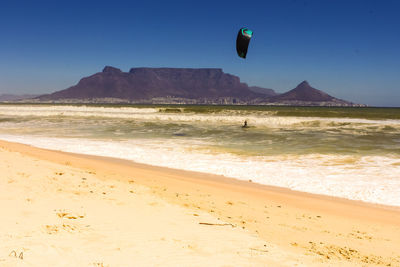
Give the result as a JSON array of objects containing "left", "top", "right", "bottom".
[{"left": 236, "top": 28, "right": 253, "bottom": 59}]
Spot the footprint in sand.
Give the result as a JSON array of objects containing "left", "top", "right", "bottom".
[
  {"left": 9, "top": 250, "right": 23, "bottom": 260},
  {"left": 56, "top": 210, "right": 85, "bottom": 220},
  {"left": 347, "top": 230, "right": 373, "bottom": 240},
  {"left": 45, "top": 224, "right": 78, "bottom": 234}
]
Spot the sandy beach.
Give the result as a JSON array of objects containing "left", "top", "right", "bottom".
[{"left": 0, "top": 139, "right": 399, "bottom": 266}]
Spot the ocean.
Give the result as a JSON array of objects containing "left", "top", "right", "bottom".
[{"left": 1, "top": 104, "right": 399, "bottom": 207}]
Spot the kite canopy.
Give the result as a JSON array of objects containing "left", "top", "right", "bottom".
[{"left": 236, "top": 28, "right": 253, "bottom": 59}]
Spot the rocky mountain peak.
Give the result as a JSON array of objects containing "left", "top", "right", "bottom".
[
  {"left": 297, "top": 80, "right": 311, "bottom": 88},
  {"left": 271, "top": 81, "right": 334, "bottom": 102},
  {"left": 102, "top": 66, "right": 122, "bottom": 74}
]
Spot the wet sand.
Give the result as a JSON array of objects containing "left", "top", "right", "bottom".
[{"left": 0, "top": 139, "right": 399, "bottom": 266}]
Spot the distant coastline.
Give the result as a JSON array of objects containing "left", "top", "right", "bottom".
[{"left": 6, "top": 98, "right": 366, "bottom": 107}]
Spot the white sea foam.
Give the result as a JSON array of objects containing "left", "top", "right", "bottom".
[
  {"left": 1, "top": 134, "right": 399, "bottom": 207},
  {"left": 1, "top": 105, "right": 400, "bottom": 128},
  {"left": 0, "top": 105, "right": 157, "bottom": 117}
]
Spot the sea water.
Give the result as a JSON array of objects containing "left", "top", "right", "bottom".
[{"left": 1, "top": 104, "right": 399, "bottom": 206}]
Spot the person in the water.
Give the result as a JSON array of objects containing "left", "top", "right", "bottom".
[{"left": 242, "top": 120, "right": 248, "bottom": 128}]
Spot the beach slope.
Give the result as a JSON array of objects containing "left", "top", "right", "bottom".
[{"left": 0, "top": 140, "right": 399, "bottom": 266}]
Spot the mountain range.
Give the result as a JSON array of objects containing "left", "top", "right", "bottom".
[{"left": 9, "top": 66, "right": 363, "bottom": 106}]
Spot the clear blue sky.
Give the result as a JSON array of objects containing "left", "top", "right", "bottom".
[{"left": 0, "top": 0, "right": 399, "bottom": 106}]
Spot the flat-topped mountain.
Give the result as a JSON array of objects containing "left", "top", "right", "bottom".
[
  {"left": 38, "top": 66, "right": 267, "bottom": 104},
  {"left": 36, "top": 66, "right": 362, "bottom": 106}
]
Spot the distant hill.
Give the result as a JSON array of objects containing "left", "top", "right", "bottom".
[
  {"left": 248, "top": 86, "right": 278, "bottom": 97},
  {"left": 35, "top": 66, "right": 363, "bottom": 106},
  {"left": 0, "top": 94, "right": 39, "bottom": 102},
  {"left": 271, "top": 81, "right": 335, "bottom": 101},
  {"left": 266, "top": 81, "right": 358, "bottom": 106}
]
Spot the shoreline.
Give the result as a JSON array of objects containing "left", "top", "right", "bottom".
[
  {"left": 1, "top": 139, "right": 400, "bottom": 266},
  {"left": 70, "top": 153, "right": 400, "bottom": 213},
  {"left": 1, "top": 139, "right": 399, "bottom": 214}
]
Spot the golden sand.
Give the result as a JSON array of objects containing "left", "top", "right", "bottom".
[{"left": 0, "top": 140, "right": 399, "bottom": 266}]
